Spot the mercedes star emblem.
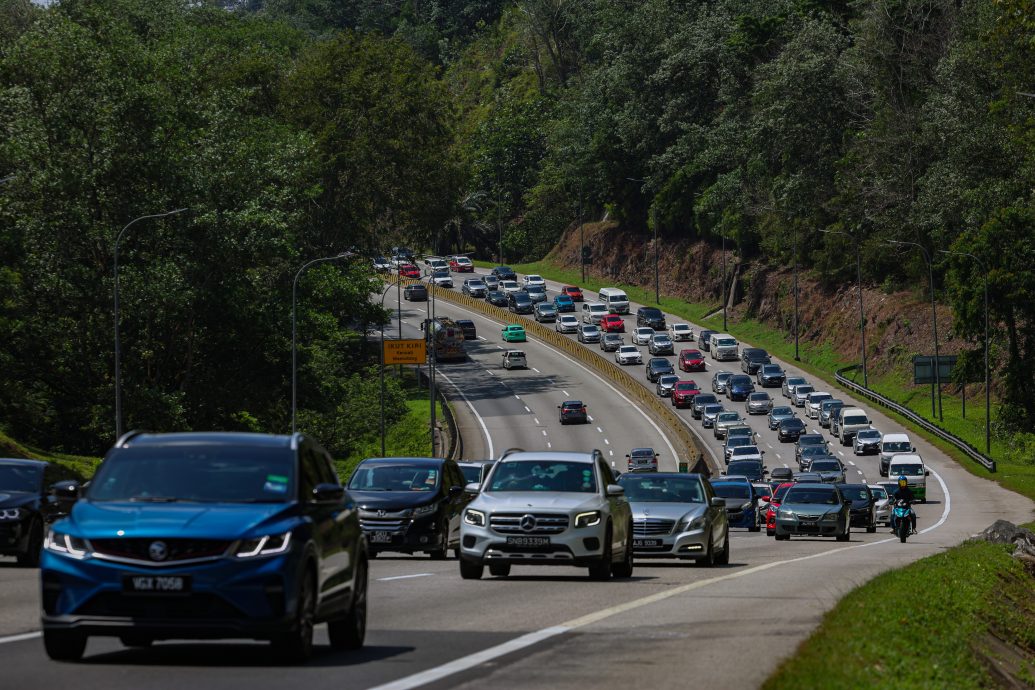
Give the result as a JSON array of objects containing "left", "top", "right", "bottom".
[{"left": 519, "top": 514, "right": 537, "bottom": 532}]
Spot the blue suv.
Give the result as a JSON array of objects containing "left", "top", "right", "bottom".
[
  {"left": 39, "top": 432, "right": 367, "bottom": 662},
  {"left": 710, "top": 478, "right": 762, "bottom": 532}
]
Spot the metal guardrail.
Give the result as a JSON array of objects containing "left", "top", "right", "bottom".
[
  {"left": 834, "top": 364, "right": 996, "bottom": 472},
  {"left": 420, "top": 283, "right": 713, "bottom": 471},
  {"left": 414, "top": 365, "right": 461, "bottom": 461}
]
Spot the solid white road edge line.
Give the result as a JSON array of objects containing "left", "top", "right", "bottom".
[
  {"left": 0, "top": 632, "right": 41, "bottom": 646},
  {"left": 435, "top": 370, "right": 493, "bottom": 460},
  {"left": 377, "top": 573, "right": 433, "bottom": 582}
]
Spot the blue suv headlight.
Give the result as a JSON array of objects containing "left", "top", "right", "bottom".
[
  {"left": 44, "top": 529, "right": 89, "bottom": 559},
  {"left": 234, "top": 530, "right": 293, "bottom": 559}
]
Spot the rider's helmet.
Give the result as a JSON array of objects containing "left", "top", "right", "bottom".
[{"left": 897, "top": 475, "right": 908, "bottom": 488}]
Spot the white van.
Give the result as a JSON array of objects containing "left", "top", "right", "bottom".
[
  {"left": 598, "top": 287, "right": 630, "bottom": 314},
  {"left": 422, "top": 256, "right": 448, "bottom": 275},
  {"left": 837, "top": 408, "right": 871, "bottom": 446},
  {"left": 879, "top": 433, "right": 915, "bottom": 476},
  {"left": 709, "top": 333, "right": 739, "bottom": 361},
  {"left": 887, "top": 454, "right": 929, "bottom": 502},
  {"left": 581, "top": 302, "right": 609, "bottom": 324}
]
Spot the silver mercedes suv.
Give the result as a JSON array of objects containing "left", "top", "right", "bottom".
[{"left": 458, "top": 450, "right": 633, "bottom": 580}]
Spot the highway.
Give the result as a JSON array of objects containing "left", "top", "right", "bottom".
[{"left": 0, "top": 268, "right": 1031, "bottom": 689}]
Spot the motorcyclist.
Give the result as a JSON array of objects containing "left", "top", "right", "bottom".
[{"left": 891, "top": 475, "right": 917, "bottom": 534}]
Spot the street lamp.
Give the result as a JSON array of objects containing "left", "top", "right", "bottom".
[
  {"left": 113, "top": 207, "right": 189, "bottom": 440},
  {"left": 626, "top": 177, "right": 660, "bottom": 304},
  {"left": 377, "top": 278, "right": 402, "bottom": 456},
  {"left": 887, "top": 240, "right": 942, "bottom": 421},
  {"left": 820, "top": 229, "right": 867, "bottom": 388},
  {"left": 940, "top": 249, "right": 991, "bottom": 454},
  {"left": 291, "top": 252, "right": 352, "bottom": 434}
]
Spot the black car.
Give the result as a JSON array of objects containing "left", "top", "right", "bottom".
[
  {"left": 837, "top": 483, "right": 878, "bottom": 533},
  {"left": 403, "top": 284, "right": 428, "bottom": 301},
  {"left": 558, "top": 400, "right": 588, "bottom": 424},
  {"left": 456, "top": 319, "right": 477, "bottom": 340},
  {"left": 349, "top": 457, "right": 471, "bottom": 558},
  {"left": 770, "top": 466, "right": 794, "bottom": 483},
  {"left": 756, "top": 364, "right": 786, "bottom": 388},
  {"left": 0, "top": 459, "right": 77, "bottom": 567},
  {"left": 636, "top": 306, "right": 666, "bottom": 330},
  {"left": 508, "top": 291, "right": 534, "bottom": 314},
  {"left": 457, "top": 460, "right": 495, "bottom": 487},
  {"left": 698, "top": 329, "right": 718, "bottom": 352},
  {"left": 490, "top": 265, "right": 517, "bottom": 281},
  {"left": 691, "top": 393, "right": 719, "bottom": 419},
  {"left": 740, "top": 348, "right": 771, "bottom": 374},
  {"left": 646, "top": 357, "right": 675, "bottom": 382},
  {"left": 485, "top": 290, "right": 508, "bottom": 307},
  {"left": 725, "top": 460, "right": 766, "bottom": 482},
  {"left": 795, "top": 434, "right": 829, "bottom": 462},
  {"left": 778, "top": 417, "right": 807, "bottom": 442},
  {"left": 798, "top": 446, "right": 833, "bottom": 471}
]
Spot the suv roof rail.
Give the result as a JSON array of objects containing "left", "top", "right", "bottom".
[
  {"left": 497, "top": 447, "right": 525, "bottom": 461},
  {"left": 114, "top": 429, "right": 148, "bottom": 448}
]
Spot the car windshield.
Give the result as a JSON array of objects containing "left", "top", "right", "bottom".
[
  {"left": 0, "top": 465, "right": 42, "bottom": 492},
  {"left": 727, "top": 438, "right": 751, "bottom": 449},
  {"left": 844, "top": 416, "right": 868, "bottom": 425},
  {"left": 715, "top": 373, "right": 732, "bottom": 381},
  {"left": 754, "top": 485, "right": 772, "bottom": 498},
  {"left": 673, "top": 325, "right": 690, "bottom": 332},
  {"left": 712, "top": 483, "right": 750, "bottom": 500},
  {"left": 675, "top": 383, "right": 696, "bottom": 391},
  {"left": 704, "top": 405, "right": 724, "bottom": 414},
  {"left": 810, "top": 461, "right": 841, "bottom": 472},
  {"left": 801, "top": 447, "right": 828, "bottom": 458},
  {"left": 893, "top": 463, "right": 925, "bottom": 476},
  {"left": 349, "top": 463, "right": 441, "bottom": 492},
  {"left": 89, "top": 446, "right": 297, "bottom": 503},
  {"left": 527, "top": 275, "right": 542, "bottom": 281},
  {"left": 619, "top": 346, "right": 638, "bottom": 353},
  {"left": 730, "top": 376, "right": 751, "bottom": 385},
  {"left": 659, "top": 375, "right": 679, "bottom": 385},
  {"left": 731, "top": 447, "right": 759, "bottom": 457},
  {"left": 556, "top": 295, "right": 572, "bottom": 302},
  {"left": 527, "top": 285, "right": 545, "bottom": 294},
  {"left": 470, "top": 280, "right": 485, "bottom": 287},
  {"left": 771, "top": 407, "right": 793, "bottom": 416},
  {"left": 857, "top": 430, "right": 881, "bottom": 440},
  {"left": 620, "top": 476, "right": 703, "bottom": 503},
  {"left": 809, "top": 394, "right": 831, "bottom": 403},
  {"left": 591, "top": 305, "right": 607, "bottom": 312},
  {"left": 487, "top": 460, "right": 597, "bottom": 493},
  {"left": 841, "top": 486, "right": 871, "bottom": 501},
  {"left": 783, "top": 488, "right": 840, "bottom": 505},
  {"left": 883, "top": 441, "right": 911, "bottom": 452},
  {"left": 717, "top": 412, "right": 740, "bottom": 422},
  {"left": 563, "top": 401, "right": 584, "bottom": 409},
  {"left": 773, "top": 484, "right": 792, "bottom": 501},
  {"left": 603, "top": 333, "right": 621, "bottom": 341},
  {"left": 654, "top": 335, "right": 671, "bottom": 342},
  {"left": 696, "top": 395, "right": 717, "bottom": 404},
  {"left": 637, "top": 328, "right": 653, "bottom": 336}
]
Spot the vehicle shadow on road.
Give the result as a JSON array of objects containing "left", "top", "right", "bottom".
[
  {"left": 82, "top": 643, "right": 413, "bottom": 668},
  {"left": 487, "top": 575, "right": 658, "bottom": 583}
]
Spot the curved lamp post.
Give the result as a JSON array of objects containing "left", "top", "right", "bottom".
[
  {"left": 113, "top": 207, "right": 189, "bottom": 439},
  {"left": 291, "top": 252, "right": 352, "bottom": 434},
  {"left": 377, "top": 278, "right": 402, "bottom": 455}
]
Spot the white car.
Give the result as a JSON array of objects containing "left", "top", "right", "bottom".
[
  {"left": 792, "top": 385, "right": 815, "bottom": 408},
  {"left": 615, "top": 345, "right": 642, "bottom": 365},
  {"left": 555, "top": 315, "right": 579, "bottom": 334},
  {"left": 805, "top": 392, "right": 833, "bottom": 418},
  {"left": 632, "top": 327, "right": 655, "bottom": 345},
  {"left": 669, "top": 323, "right": 694, "bottom": 341},
  {"left": 728, "top": 445, "right": 765, "bottom": 463},
  {"left": 522, "top": 274, "right": 546, "bottom": 287},
  {"left": 500, "top": 280, "right": 522, "bottom": 294},
  {"left": 373, "top": 256, "right": 393, "bottom": 272}
]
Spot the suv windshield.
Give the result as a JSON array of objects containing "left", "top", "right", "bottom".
[
  {"left": 893, "top": 464, "right": 925, "bottom": 476},
  {"left": 712, "top": 483, "right": 750, "bottom": 500},
  {"left": 843, "top": 415, "right": 868, "bottom": 425},
  {"left": 884, "top": 441, "right": 911, "bottom": 452},
  {"left": 0, "top": 465, "right": 42, "bottom": 492},
  {"left": 810, "top": 461, "right": 841, "bottom": 472},
  {"left": 349, "top": 463, "right": 441, "bottom": 492},
  {"left": 620, "top": 476, "right": 703, "bottom": 502},
  {"left": 487, "top": 460, "right": 597, "bottom": 493},
  {"left": 784, "top": 488, "right": 840, "bottom": 505},
  {"left": 89, "top": 447, "right": 296, "bottom": 503},
  {"left": 716, "top": 338, "right": 736, "bottom": 346}
]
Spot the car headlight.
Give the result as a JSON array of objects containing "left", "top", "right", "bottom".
[
  {"left": 677, "top": 515, "right": 706, "bottom": 531},
  {"left": 574, "top": 511, "right": 602, "bottom": 528},
  {"left": 822, "top": 513, "right": 839, "bottom": 522},
  {"left": 235, "top": 531, "right": 292, "bottom": 558},
  {"left": 44, "top": 529, "right": 89, "bottom": 558},
  {"left": 777, "top": 509, "right": 793, "bottom": 520},
  {"left": 0, "top": 507, "right": 22, "bottom": 520},
  {"left": 741, "top": 502, "right": 753, "bottom": 512},
  {"left": 412, "top": 503, "right": 437, "bottom": 517},
  {"left": 464, "top": 509, "right": 485, "bottom": 527}
]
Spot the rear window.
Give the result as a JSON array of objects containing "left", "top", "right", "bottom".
[
  {"left": 563, "top": 401, "right": 584, "bottom": 409},
  {"left": 712, "top": 484, "right": 750, "bottom": 500}
]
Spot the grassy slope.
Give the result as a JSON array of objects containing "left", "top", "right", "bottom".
[
  {"left": 0, "top": 430, "right": 101, "bottom": 482},
  {"left": 478, "top": 259, "right": 1035, "bottom": 501},
  {"left": 762, "top": 540, "right": 1035, "bottom": 689}
]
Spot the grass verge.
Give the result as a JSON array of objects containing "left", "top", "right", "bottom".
[
  {"left": 482, "top": 258, "right": 1035, "bottom": 501},
  {"left": 0, "top": 430, "right": 101, "bottom": 482},
  {"left": 762, "top": 540, "right": 1035, "bottom": 689}
]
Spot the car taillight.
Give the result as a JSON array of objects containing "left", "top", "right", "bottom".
[{"left": 581, "top": 407, "right": 587, "bottom": 413}]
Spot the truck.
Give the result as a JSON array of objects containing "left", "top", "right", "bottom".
[{"left": 424, "top": 317, "right": 467, "bottom": 362}]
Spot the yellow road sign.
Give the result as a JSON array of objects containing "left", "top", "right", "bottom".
[{"left": 384, "top": 338, "right": 426, "bottom": 365}]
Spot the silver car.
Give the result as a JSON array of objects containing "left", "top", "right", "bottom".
[
  {"left": 711, "top": 370, "right": 734, "bottom": 394},
  {"left": 618, "top": 472, "right": 729, "bottom": 564},
  {"left": 746, "top": 392, "right": 773, "bottom": 415},
  {"left": 713, "top": 411, "right": 744, "bottom": 439},
  {"left": 805, "top": 392, "right": 833, "bottom": 418},
  {"left": 818, "top": 399, "right": 844, "bottom": 428},
  {"left": 648, "top": 334, "right": 674, "bottom": 356},
  {"left": 615, "top": 345, "right": 643, "bottom": 365},
  {"left": 632, "top": 327, "right": 655, "bottom": 345},
  {"left": 556, "top": 315, "right": 579, "bottom": 333},
  {"left": 656, "top": 374, "right": 679, "bottom": 397},
  {"left": 525, "top": 284, "right": 548, "bottom": 304},
  {"left": 701, "top": 404, "right": 725, "bottom": 428},
  {"left": 577, "top": 323, "right": 601, "bottom": 343},
  {"left": 783, "top": 376, "right": 808, "bottom": 399},
  {"left": 459, "top": 450, "right": 634, "bottom": 580},
  {"left": 792, "top": 385, "right": 815, "bottom": 408},
  {"left": 599, "top": 332, "right": 623, "bottom": 352},
  {"left": 869, "top": 484, "right": 892, "bottom": 526},
  {"left": 773, "top": 483, "right": 851, "bottom": 541},
  {"left": 808, "top": 458, "right": 846, "bottom": 484},
  {"left": 854, "top": 428, "right": 882, "bottom": 455},
  {"left": 768, "top": 406, "right": 796, "bottom": 430}
]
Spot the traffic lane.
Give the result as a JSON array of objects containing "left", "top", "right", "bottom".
[{"left": 0, "top": 558, "right": 39, "bottom": 637}]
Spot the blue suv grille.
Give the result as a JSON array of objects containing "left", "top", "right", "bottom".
[{"left": 91, "top": 538, "right": 231, "bottom": 564}]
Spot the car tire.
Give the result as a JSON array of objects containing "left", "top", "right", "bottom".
[
  {"left": 714, "top": 531, "right": 730, "bottom": 565},
  {"left": 459, "top": 558, "right": 483, "bottom": 580},
  {"left": 748, "top": 515, "right": 761, "bottom": 533},
  {"left": 774, "top": 532, "right": 790, "bottom": 541},
  {"left": 43, "top": 629, "right": 87, "bottom": 661},
  {"left": 766, "top": 527, "right": 775, "bottom": 537},
  {"left": 488, "top": 562, "right": 511, "bottom": 577},
  {"left": 17, "top": 519, "right": 43, "bottom": 568},
  {"left": 272, "top": 567, "right": 316, "bottom": 663},
  {"left": 328, "top": 556, "right": 367, "bottom": 651},
  {"left": 588, "top": 527, "right": 613, "bottom": 580},
  {"left": 612, "top": 524, "right": 634, "bottom": 579},
  {"left": 697, "top": 536, "right": 716, "bottom": 567},
  {"left": 836, "top": 523, "right": 851, "bottom": 542},
  {"left": 866, "top": 525, "right": 877, "bottom": 534}
]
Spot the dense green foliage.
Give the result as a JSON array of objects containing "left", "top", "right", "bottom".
[{"left": 3, "top": 0, "right": 1035, "bottom": 451}]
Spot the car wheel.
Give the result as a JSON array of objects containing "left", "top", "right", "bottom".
[
  {"left": 774, "top": 532, "right": 790, "bottom": 541},
  {"left": 487, "top": 561, "right": 512, "bottom": 577},
  {"left": 272, "top": 567, "right": 317, "bottom": 663},
  {"left": 867, "top": 524, "right": 877, "bottom": 534},
  {"left": 714, "top": 530, "right": 730, "bottom": 565},
  {"left": 766, "top": 527, "right": 775, "bottom": 537},
  {"left": 697, "top": 536, "right": 716, "bottom": 567},
  {"left": 588, "top": 526, "right": 613, "bottom": 580},
  {"left": 836, "top": 523, "right": 851, "bottom": 542},
  {"left": 17, "top": 519, "right": 43, "bottom": 568},
  {"left": 611, "top": 524, "right": 634, "bottom": 579},
  {"left": 748, "top": 514, "right": 761, "bottom": 533},
  {"left": 328, "top": 556, "right": 367, "bottom": 651},
  {"left": 43, "top": 629, "right": 87, "bottom": 661},
  {"left": 459, "top": 558, "right": 483, "bottom": 580}
]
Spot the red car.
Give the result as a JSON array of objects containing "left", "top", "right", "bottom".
[
  {"left": 601, "top": 314, "right": 625, "bottom": 333},
  {"left": 449, "top": 256, "right": 474, "bottom": 272},
  {"left": 399, "top": 263, "right": 420, "bottom": 279},
  {"left": 671, "top": 380, "right": 701, "bottom": 408},
  {"left": 764, "top": 482, "right": 796, "bottom": 536},
  {"left": 679, "top": 348, "right": 706, "bottom": 372},
  {"left": 562, "top": 285, "right": 584, "bottom": 302}
]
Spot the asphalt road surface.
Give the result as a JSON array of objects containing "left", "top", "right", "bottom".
[{"left": 0, "top": 272, "right": 1031, "bottom": 689}]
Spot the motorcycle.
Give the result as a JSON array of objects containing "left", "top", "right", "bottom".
[{"left": 891, "top": 500, "right": 913, "bottom": 543}]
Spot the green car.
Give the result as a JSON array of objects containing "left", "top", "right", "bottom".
[{"left": 501, "top": 324, "right": 527, "bottom": 342}]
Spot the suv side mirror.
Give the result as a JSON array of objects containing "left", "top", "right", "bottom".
[
  {"left": 50, "top": 480, "right": 80, "bottom": 502},
  {"left": 605, "top": 484, "right": 625, "bottom": 497},
  {"left": 464, "top": 482, "right": 481, "bottom": 494},
  {"left": 312, "top": 483, "right": 345, "bottom": 502},
  {"left": 711, "top": 497, "right": 726, "bottom": 508}
]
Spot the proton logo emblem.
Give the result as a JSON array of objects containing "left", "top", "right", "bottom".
[
  {"left": 377, "top": 509, "right": 387, "bottom": 517},
  {"left": 148, "top": 540, "right": 168, "bottom": 562},
  {"left": 519, "top": 514, "right": 537, "bottom": 532}
]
